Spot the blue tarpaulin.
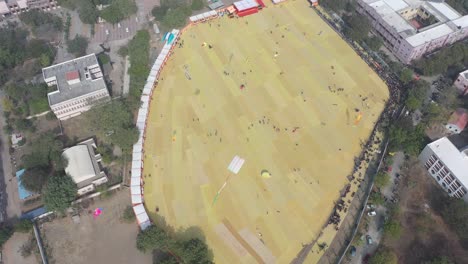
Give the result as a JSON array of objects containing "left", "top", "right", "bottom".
[
  {"left": 16, "top": 169, "right": 36, "bottom": 200},
  {"left": 20, "top": 207, "right": 47, "bottom": 220}
]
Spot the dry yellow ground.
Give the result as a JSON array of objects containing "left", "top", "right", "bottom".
[{"left": 142, "top": 1, "right": 389, "bottom": 263}]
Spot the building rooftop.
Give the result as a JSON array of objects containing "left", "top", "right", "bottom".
[
  {"left": 63, "top": 138, "right": 106, "bottom": 188},
  {"left": 0, "top": 1, "right": 9, "bottom": 14},
  {"left": 43, "top": 54, "right": 107, "bottom": 106},
  {"left": 362, "top": 0, "right": 468, "bottom": 47},
  {"left": 461, "top": 69, "right": 468, "bottom": 79},
  {"left": 428, "top": 137, "right": 468, "bottom": 188},
  {"left": 406, "top": 23, "right": 453, "bottom": 46},
  {"left": 448, "top": 108, "right": 468, "bottom": 131}
]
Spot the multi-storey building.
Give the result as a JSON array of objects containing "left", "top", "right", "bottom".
[
  {"left": 42, "top": 54, "right": 111, "bottom": 120},
  {"left": 454, "top": 69, "right": 468, "bottom": 96},
  {"left": 419, "top": 137, "right": 468, "bottom": 201},
  {"left": 0, "top": 0, "right": 58, "bottom": 18},
  {"left": 357, "top": 0, "right": 468, "bottom": 64}
]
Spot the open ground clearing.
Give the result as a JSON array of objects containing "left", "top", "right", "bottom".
[{"left": 42, "top": 191, "right": 151, "bottom": 264}]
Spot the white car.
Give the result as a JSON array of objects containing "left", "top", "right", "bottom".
[
  {"left": 105, "top": 29, "right": 109, "bottom": 35},
  {"left": 117, "top": 23, "right": 121, "bottom": 28},
  {"left": 126, "top": 27, "right": 129, "bottom": 33},
  {"left": 367, "top": 210, "right": 377, "bottom": 216}
]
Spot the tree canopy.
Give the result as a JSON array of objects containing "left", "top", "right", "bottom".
[
  {"left": 383, "top": 219, "right": 401, "bottom": 239},
  {"left": 21, "top": 167, "right": 49, "bottom": 193},
  {"left": 413, "top": 42, "right": 468, "bottom": 76},
  {"left": 374, "top": 172, "right": 390, "bottom": 189},
  {"left": 162, "top": 6, "right": 192, "bottom": 29},
  {"left": 405, "top": 80, "right": 430, "bottom": 111},
  {"left": 137, "top": 225, "right": 213, "bottom": 263},
  {"left": 388, "top": 117, "right": 427, "bottom": 155},
  {"left": 191, "top": 0, "right": 204, "bottom": 11},
  {"left": 399, "top": 68, "right": 414, "bottom": 84},
  {"left": 21, "top": 132, "right": 65, "bottom": 170},
  {"left": 67, "top": 35, "right": 89, "bottom": 57},
  {"left": 43, "top": 173, "right": 77, "bottom": 212},
  {"left": 19, "top": 10, "right": 63, "bottom": 33},
  {"left": 343, "top": 14, "right": 371, "bottom": 42},
  {"left": 0, "top": 226, "right": 13, "bottom": 247},
  {"left": 100, "top": 0, "right": 137, "bottom": 24},
  {"left": 84, "top": 100, "right": 139, "bottom": 150},
  {"left": 368, "top": 247, "right": 398, "bottom": 264},
  {"left": 127, "top": 30, "right": 150, "bottom": 105}
]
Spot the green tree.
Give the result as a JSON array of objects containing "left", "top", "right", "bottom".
[
  {"left": 21, "top": 132, "right": 65, "bottom": 170},
  {"left": 177, "top": 238, "right": 213, "bottom": 264},
  {"left": 85, "top": 100, "right": 139, "bottom": 150},
  {"left": 383, "top": 219, "right": 401, "bottom": 239},
  {"left": 122, "top": 205, "right": 135, "bottom": 223},
  {"left": 0, "top": 226, "right": 13, "bottom": 247},
  {"left": 127, "top": 30, "right": 150, "bottom": 104},
  {"left": 365, "top": 36, "right": 382, "bottom": 51},
  {"left": 161, "top": 5, "right": 192, "bottom": 29},
  {"left": 388, "top": 118, "right": 426, "bottom": 155},
  {"left": 343, "top": 14, "right": 371, "bottom": 42},
  {"left": 21, "top": 167, "right": 49, "bottom": 193},
  {"left": 67, "top": 35, "right": 89, "bottom": 57},
  {"left": 369, "top": 191, "right": 384, "bottom": 205},
  {"left": 374, "top": 172, "right": 390, "bottom": 189},
  {"left": 152, "top": 5, "right": 169, "bottom": 20},
  {"left": 40, "top": 53, "right": 51, "bottom": 67},
  {"left": 19, "top": 10, "right": 63, "bottom": 32},
  {"left": 399, "top": 68, "right": 414, "bottom": 84},
  {"left": 100, "top": 0, "right": 137, "bottom": 24},
  {"left": 78, "top": 0, "right": 99, "bottom": 24},
  {"left": 368, "top": 247, "right": 397, "bottom": 264},
  {"left": 43, "top": 173, "right": 77, "bottom": 212},
  {"left": 14, "top": 219, "right": 33, "bottom": 233},
  {"left": 136, "top": 225, "right": 175, "bottom": 253},
  {"left": 321, "top": 0, "right": 347, "bottom": 12},
  {"left": 425, "top": 256, "right": 454, "bottom": 264},
  {"left": 191, "top": 0, "right": 204, "bottom": 10}
]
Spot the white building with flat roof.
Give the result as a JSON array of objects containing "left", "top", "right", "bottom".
[
  {"left": 419, "top": 137, "right": 468, "bottom": 201},
  {"left": 454, "top": 69, "right": 468, "bottom": 96},
  {"left": 357, "top": 0, "right": 468, "bottom": 64},
  {"left": 63, "top": 138, "right": 108, "bottom": 196},
  {"left": 0, "top": 0, "right": 58, "bottom": 18},
  {"left": 42, "top": 54, "right": 110, "bottom": 120}
]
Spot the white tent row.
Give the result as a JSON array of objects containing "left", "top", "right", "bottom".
[
  {"left": 133, "top": 204, "right": 146, "bottom": 215},
  {"left": 140, "top": 220, "right": 151, "bottom": 230},
  {"left": 132, "top": 159, "right": 142, "bottom": 170},
  {"left": 189, "top": 10, "right": 218, "bottom": 23},
  {"left": 130, "top": 176, "right": 141, "bottom": 187},
  {"left": 234, "top": 0, "right": 258, "bottom": 11},
  {"left": 141, "top": 96, "right": 150, "bottom": 107},
  {"left": 136, "top": 211, "right": 150, "bottom": 226},
  {"left": 131, "top": 168, "right": 141, "bottom": 178},
  {"left": 272, "top": 0, "right": 286, "bottom": 3},
  {"left": 137, "top": 121, "right": 146, "bottom": 131},
  {"left": 147, "top": 76, "right": 156, "bottom": 86},
  {"left": 131, "top": 185, "right": 141, "bottom": 195},
  {"left": 131, "top": 194, "right": 142, "bottom": 204},
  {"left": 142, "top": 83, "right": 153, "bottom": 95},
  {"left": 133, "top": 144, "right": 142, "bottom": 154},
  {"left": 132, "top": 152, "right": 142, "bottom": 162}
]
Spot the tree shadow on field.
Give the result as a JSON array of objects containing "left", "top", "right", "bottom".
[{"left": 148, "top": 213, "right": 214, "bottom": 261}]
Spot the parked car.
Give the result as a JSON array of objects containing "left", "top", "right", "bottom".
[
  {"left": 349, "top": 246, "right": 356, "bottom": 257},
  {"left": 367, "top": 210, "right": 377, "bottom": 216},
  {"left": 366, "top": 235, "right": 373, "bottom": 245}
]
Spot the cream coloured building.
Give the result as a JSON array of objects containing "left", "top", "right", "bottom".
[
  {"left": 357, "top": 0, "right": 468, "bottom": 64},
  {"left": 42, "top": 54, "right": 110, "bottom": 120},
  {"left": 63, "top": 138, "right": 108, "bottom": 196}
]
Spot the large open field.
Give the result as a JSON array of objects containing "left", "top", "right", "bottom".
[{"left": 142, "top": 1, "right": 389, "bottom": 263}]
